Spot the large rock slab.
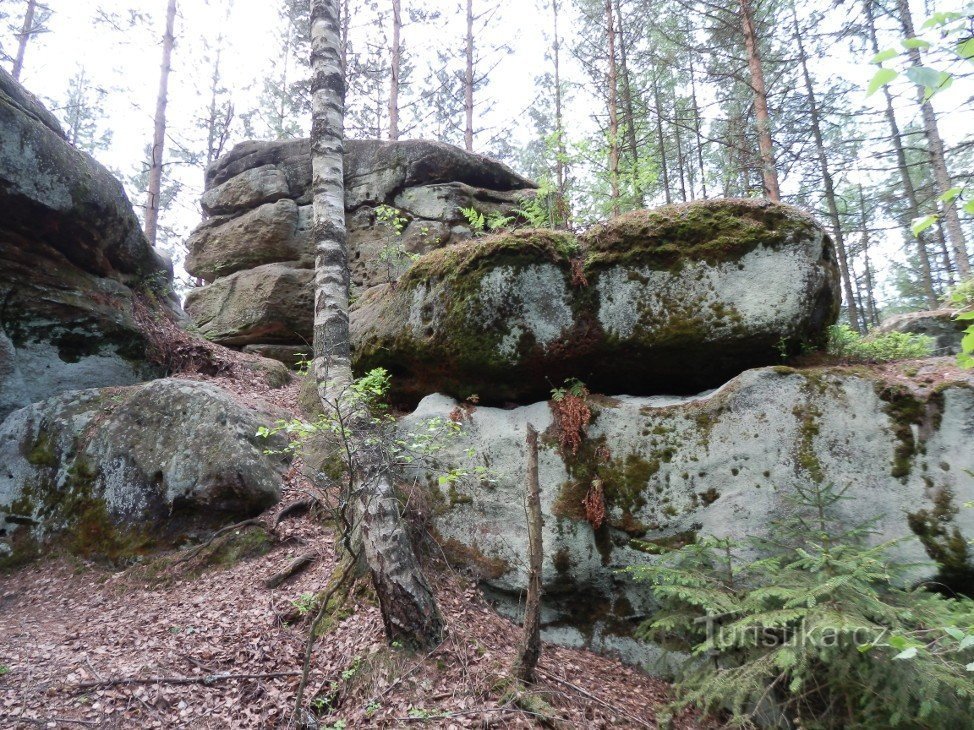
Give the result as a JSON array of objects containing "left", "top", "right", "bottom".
[
  {"left": 184, "top": 263, "right": 314, "bottom": 346},
  {"left": 402, "top": 363, "right": 974, "bottom": 668},
  {"left": 876, "top": 308, "right": 967, "bottom": 355},
  {"left": 354, "top": 200, "right": 840, "bottom": 404},
  {"left": 0, "top": 69, "right": 177, "bottom": 419},
  {"left": 0, "top": 378, "right": 288, "bottom": 565},
  {"left": 186, "top": 198, "right": 308, "bottom": 282}
]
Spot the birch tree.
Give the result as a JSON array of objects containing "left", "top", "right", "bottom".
[{"left": 308, "top": 0, "right": 443, "bottom": 658}]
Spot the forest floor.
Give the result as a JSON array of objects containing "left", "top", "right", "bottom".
[{"left": 0, "top": 361, "right": 708, "bottom": 729}]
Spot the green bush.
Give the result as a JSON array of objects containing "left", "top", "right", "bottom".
[
  {"left": 627, "top": 482, "right": 974, "bottom": 728},
  {"left": 946, "top": 280, "right": 974, "bottom": 369},
  {"left": 827, "top": 324, "right": 933, "bottom": 362}
]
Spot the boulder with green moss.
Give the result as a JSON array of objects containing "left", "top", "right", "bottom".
[
  {"left": 0, "top": 69, "right": 179, "bottom": 420},
  {"left": 400, "top": 362, "right": 974, "bottom": 670},
  {"left": 0, "top": 378, "right": 288, "bottom": 566},
  {"left": 354, "top": 199, "right": 840, "bottom": 404}
]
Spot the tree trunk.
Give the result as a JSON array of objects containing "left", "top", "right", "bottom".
[
  {"left": 651, "top": 72, "right": 671, "bottom": 205},
  {"left": 687, "top": 16, "right": 707, "bottom": 199},
  {"left": 464, "top": 0, "right": 474, "bottom": 152},
  {"left": 896, "top": 0, "right": 970, "bottom": 278},
  {"left": 864, "top": 0, "right": 938, "bottom": 307},
  {"left": 857, "top": 183, "right": 879, "bottom": 327},
  {"left": 309, "top": 0, "right": 442, "bottom": 652},
  {"left": 514, "top": 423, "right": 543, "bottom": 684},
  {"left": 604, "top": 0, "right": 621, "bottom": 214},
  {"left": 144, "top": 0, "right": 177, "bottom": 249},
  {"left": 613, "top": 0, "right": 641, "bottom": 206},
  {"left": 551, "top": 0, "right": 569, "bottom": 227},
  {"left": 388, "top": 0, "right": 401, "bottom": 141},
  {"left": 739, "top": 0, "right": 779, "bottom": 201},
  {"left": 12, "top": 0, "right": 37, "bottom": 81},
  {"left": 790, "top": 1, "right": 861, "bottom": 332}
]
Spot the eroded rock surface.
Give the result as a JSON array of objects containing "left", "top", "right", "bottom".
[
  {"left": 0, "top": 379, "right": 288, "bottom": 566},
  {"left": 402, "top": 364, "right": 974, "bottom": 668},
  {"left": 356, "top": 200, "right": 840, "bottom": 404},
  {"left": 0, "top": 69, "right": 178, "bottom": 420}
]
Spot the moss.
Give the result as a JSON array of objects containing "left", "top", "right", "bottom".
[
  {"left": 437, "top": 536, "right": 509, "bottom": 580},
  {"left": 698, "top": 487, "right": 720, "bottom": 506},
  {"left": 24, "top": 429, "right": 57, "bottom": 467},
  {"left": 907, "top": 488, "right": 973, "bottom": 592},
  {"left": 878, "top": 385, "right": 945, "bottom": 480},
  {"left": 630, "top": 528, "right": 699, "bottom": 554},
  {"left": 400, "top": 228, "right": 578, "bottom": 288},
  {"left": 552, "top": 547, "right": 573, "bottom": 575},
  {"left": 580, "top": 199, "right": 819, "bottom": 271}
]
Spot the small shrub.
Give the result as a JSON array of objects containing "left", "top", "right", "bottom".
[
  {"left": 628, "top": 481, "right": 974, "bottom": 728},
  {"left": 946, "top": 280, "right": 974, "bottom": 368},
  {"left": 827, "top": 324, "right": 933, "bottom": 362}
]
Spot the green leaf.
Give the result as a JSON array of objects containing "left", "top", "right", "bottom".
[
  {"left": 962, "top": 332, "right": 974, "bottom": 353},
  {"left": 911, "top": 214, "right": 938, "bottom": 237},
  {"left": 964, "top": 199, "right": 974, "bottom": 215},
  {"left": 956, "top": 311, "right": 974, "bottom": 321},
  {"left": 894, "top": 646, "right": 918, "bottom": 660},
  {"left": 939, "top": 187, "right": 964, "bottom": 204},
  {"left": 945, "top": 627, "right": 965, "bottom": 641},
  {"left": 871, "top": 48, "right": 899, "bottom": 64},
  {"left": 902, "top": 37, "right": 932, "bottom": 50},
  {"left": 867, "top": 67, "right": 899, "bottom": 95},
  {"left": 959, "top": 635, "right": 974, "bottom": 650},
  {"left": 905, "top": 66, "right": 953, "bottom": 97},
  {"left": 888, "top": 635, "right": 909, "bottom": 651},
  {"left": 958, "top": 38, "right": 974, "bottom": 61}
]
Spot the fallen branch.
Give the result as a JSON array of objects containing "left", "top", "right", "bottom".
[
  {"left": 264, "top": 552, "right": 317, "bottom": 589},
  {"left": 174, "top": 518, "right": 267, "bottom": 564},
  {"left": 536, "top": 668, "right": 654, "bottom": 729},
  {"left": 273, "top": 498, "right": 315, "bottom": 529},
  {"left": 67, "top": 671, "right": 299, "bottom": 693}
]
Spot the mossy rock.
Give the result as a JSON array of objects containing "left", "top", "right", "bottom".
[{"left": 353, "top": 199, "right": 840, "bottom": 405}]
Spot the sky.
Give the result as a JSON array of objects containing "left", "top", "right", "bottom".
[{"left": 2, "top": 0, "right": 972, "bottom": 307}]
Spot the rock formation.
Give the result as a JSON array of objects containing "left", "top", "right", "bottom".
[
  {"left": 185, "top": 138, "right": 536, "bottom": 363},
  {"left": 355, "top": 200, "right": 839, "bottom": 403},
  {"left": 0, "top": 69, "right": 179, "bottom": 420},
  {"left": 0, "top": 378, "right": 289, "bottom": 567},
  {"left": 876, "top": 308, "right": 967, "bottom": 355},
  {"left": 402, "top": 363, "right": 974, "bottom": 667}
]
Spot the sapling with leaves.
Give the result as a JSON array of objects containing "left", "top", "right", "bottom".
[
  {"left": 946, "top": 279, "right": 974, "bottom": 368},
  {"left": 627, "top": 480, "right": 974, "bottom": 728}
]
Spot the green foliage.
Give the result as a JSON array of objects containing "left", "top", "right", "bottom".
[
  {"left": 0, "top": 665, "right": 9, "bottom": 677},
  {"left": 292, "top": 592, "right": 317, "bottom": 616},
  {"left": 947, "top": 280, "right": 974, "bottom": 368},
  {"left": 551, "top": 377, "right": 588, "bottom": 402},
  {"left": 827, "top": 324, "right": 934, "bottom": 362},
  {"left": 628, "top": 482, "right": 974, "bottom": 728},
  {"left": 375, "top": 205, "right": 419, "bottom": 283},
  {"left": 459, "top": 205, "right": 518, "bottom": 235}
]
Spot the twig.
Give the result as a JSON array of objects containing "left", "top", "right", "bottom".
[
  {"left": 67, "top": 671, "right": 299, "bottom": 693},
  {"left": 536, "top": 668, "right": 654, "bottom": 729},
  {"left": 392, "top": 704, "right": 540, "bottom": 722},
  {"left": 263, "top": 552, "right": 317, "bottom": 589},
  {"left": 0, "top": 716, "right": 100, "bottom": 727}
]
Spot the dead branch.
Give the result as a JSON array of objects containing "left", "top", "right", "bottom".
[
  {"left": 536, "top": 668, "right": 654, "bottom": 729},
  {"left": 263, "top": 552, "right": 317, "bottom": 589},
  {"left": 273, "top": 498, "right": 315, "bottom": 529},
  {"left": 67, "top": 671, "right": 300, "bottom": 693}
]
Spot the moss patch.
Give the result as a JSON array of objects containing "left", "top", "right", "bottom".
[
  {"left": 878, "top": 384, "right": 945, "bottom": 480},
  {"left": 907, "top": 488, "right": 973, "bottom": 593},
  {"left": 580, "top": 198, "right": 819, "bottom": 270}
]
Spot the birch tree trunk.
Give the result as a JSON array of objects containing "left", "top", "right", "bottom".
[
  {"left": 12, "top": 0, "right": 37, "bottom": 81},
  {"left": 604, "top": 0, "right": 621, "bottom": 215},
  {"left": 790, "top": 1, "right": 861, "bottom": 332},
  {"left": 144, "top": 0, "right": 177, "bottom": 249},
  {"left": 739, "top": 0, "right": 780, "bottom": 202},
  {"left": 864, "top": 0, "right": 938, "bottom": 305},
  {"left": 310, "top": 0, "right": 443, "bottom": 651},
  {"left": 895, "top": 0, "right": 970, "bottom": 279},
  {"left": 464, "top": 0, "right": 475, "bottom": 152},
  {"left": 388, "top": 0, "right": 401, "bottom": 141},
  {"left": 514, "top": 424, "right": 543, "bottom": 684}
]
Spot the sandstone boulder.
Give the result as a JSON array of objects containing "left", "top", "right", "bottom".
[
  {"left": 354, "top": 199, "right": 840, "bottom": 404},
  {"left": 0, "top": 378, "right": 288, "bottom": 566},
  {"left": 402, "top": 363, "right": 974, "bottom": 668},
  {"left": 0, "top": 69, "right": 177, "bottom": 420},
  {"left": 876, "top": 308, "right": 967, "bottom": 355},
  {"left": 184, "top": 263, "right": 313, "bottom": 346},
  {"left": 201, "top": 164, "right": 291, "bottom": 216},
  {"left": 186, "top": 199, "right": 308, "bottom": 281}
]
